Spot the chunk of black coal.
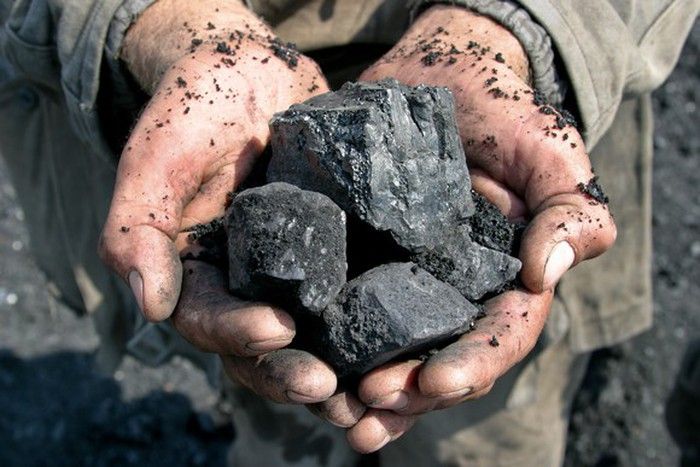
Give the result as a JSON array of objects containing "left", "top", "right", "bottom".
[
  {"left": 468, "top": 191, "right": 524, "bottom": 256},
  {"left": 267, "top": 79, "right": 474, "bottom": 253},
  {"left": 412, "top": 231, "right": 522, "bottom": 301},
  {"left": 317, "top": 263, "right": 479, "bottom": 377},
  {"left": 225, "top": 182, "right": 347, "bottom": 316}
]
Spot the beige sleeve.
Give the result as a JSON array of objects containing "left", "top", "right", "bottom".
[{"left": 517, "top": 0, "right": 699, "bottom": 147}]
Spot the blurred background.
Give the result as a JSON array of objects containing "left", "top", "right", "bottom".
[{"left": 1, "top": 21, "right": 698, "bottom": 467}]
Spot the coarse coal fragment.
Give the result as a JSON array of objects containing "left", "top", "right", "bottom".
[
  {"left": 468, "top": 191, "right": 524, "bottom": 256},
  {"left": 225, "top": 182, "right": 347, "bottom": 316},
  {"left": 317, "top": 263, "right": 480, "bottom": 377},
  {"left": 577, "top": 176, "right": 609, "bottom": 204},
  {"left": 267, "top": 79, "right": 474, "bottom": 253},
  {"left": 412, "top": 226, "right": 521, "bottom": 301}
]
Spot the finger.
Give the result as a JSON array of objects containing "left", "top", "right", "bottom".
[
  {"left": 432, "top": 382, "right": 496, "bottom": 412},
  {"left": 418, "top": 288, "right": 552, "bottom": 399},
  {"left": 172, "top": 260, "right": 295, "bottom": 356},
  {"left": 358, "top": 360, "right": 436, "bottom": 415},
  {"left": 99, "top": 220, "right": 182, "bottom": 322},
  {"left": 346, "top": 410, "right": 417, "bottom": 454},
  {"left": 470, "top": 168, "right": 527, "bottom": 221},
  {"left": 221, "top": 349, "right": 337, "bottom": 404},
  {"left": 307, "top": 390, "right": 367, "bottom": 428},
  {"left": 519, "top": 193, "right": 617, "bottom": 292}
]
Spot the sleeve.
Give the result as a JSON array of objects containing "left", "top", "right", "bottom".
[
  {"left": 411, "top": 0, "right": 700, "bottom": 148},
  {"left": 1, "top": 0, "right": 157, "bottom": 154}
]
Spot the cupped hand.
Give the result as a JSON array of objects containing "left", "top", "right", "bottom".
[
  {"left": 311, "top": 5, "right": 617, "bottom": 452},
  {"left": 99, "top": 0, "right": 336, "bottom": 405}
]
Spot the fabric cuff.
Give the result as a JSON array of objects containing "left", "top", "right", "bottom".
[
  {"left": 105, "top": 0, "right": 158, "bottom": 67},
  {"left": 409, "top": 0, "right": 566, "bottom": 107},
  {"left": 97, "top": 0, "right": 157, "bottom": 154}
]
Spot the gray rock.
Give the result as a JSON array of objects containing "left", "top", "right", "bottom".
[
  {"left": 318, "top": 263, "right": 479, "bottom": 377},
  {"left": 412, "top": 227, "right": 522, "bottom": 301},
  {"left": 267, "top": 79, "right": 474, "bottom": 252},
  {"left": 225, "top": 182, "right": 347, "bottom": 316}
]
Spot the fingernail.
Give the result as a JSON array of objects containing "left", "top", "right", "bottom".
[
  {"left": 543, "top": 241, "right": 575, "bottom": 290},
  {"left": 368, "top": 434, "right": 392, "bottom": 453},
  {"left": 286, "top": 390, "right": 321, "bottom": 404},
  {"left": 430, "top": 386, "right": 473, "bottom": 400},
  {"left": 370, "top": 390, "right": 409, "bottom": 411},
  {"left": 128, "top": 270, "right": 144, "bottom": 312},
  {"left": 246, "top": 336, "right": 294, "bottom": 352}
]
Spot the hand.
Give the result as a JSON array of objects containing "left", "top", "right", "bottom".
[
  {"left": 99, "top": 0, "right": 336, "bottom": 405},
  {"left": 311, "top": 5, "right": 617, "bottom": 452}
]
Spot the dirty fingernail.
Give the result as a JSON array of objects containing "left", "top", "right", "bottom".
[
  {"left": 543, "top": 241, "right": 575, "bottom": 290},
  {"left": 286, "top": 390, "right": 322, "bottom": 404},
  {"left": 246, "top": 336, "right": 294, "bottom": 353},
  {"left": 370, "top": 390, "right": 409, "bottom": 411},
  {"left": 128, "top": 270, "right": 144, "bottom": 312},
  {"left": 368, "top": 434, "right": 392, "bottom": 453},
  {"left": 431, "top": 386, "right": 473, "bottom": 400}
]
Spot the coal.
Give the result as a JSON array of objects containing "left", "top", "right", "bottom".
[
  {"left": 412, "top": 227, "right": 522, "bottom": 301},
  {"left": 225, "top": 81, "right": 524, "bottom": 376},
  {"left": 267, "top": 79, "right": 474, "bottom": 252},
  {"left": 225, "top": 182, "right": 346, "bottom": 316},
  {"left": 468, "top": 191, "right": 523, "bottom": 256},
  {"left": 317, "top": 263, "right": 480, "bottom": 377}
]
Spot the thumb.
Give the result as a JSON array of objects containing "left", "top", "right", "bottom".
[
  {"left": 99, "top": 156, "right": 191, "bottom": 321},
  {"left": 518, "top": 190, "right": 617, "bottom": 293},
  {"left": 98, "top": 97, "right": 229, "bottom": 322},
  {"left": 100, "top": 210, "right": 183, "bottom": 322}
]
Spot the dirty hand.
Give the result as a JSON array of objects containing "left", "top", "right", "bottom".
[
  {"left": 309, "top": 5, "right": 618, "bottom": 452},
  {"left": 99, "top": 0, "right": 337, "bottom": 405}
]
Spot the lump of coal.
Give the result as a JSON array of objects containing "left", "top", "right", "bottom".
[
  {"left": 412, "top": 227, "right": 521, "bottom": 301},
  {"left": 468, "top": 191, "right": 524, "bottom": 256},
  {"left": 225, "top": 182, "right": 347, "bottom": 316},
  {"left": 267, "top": 79, "right": 474, "bottom": 252},
  {"left": 317, "top": 263, "right": 479, "bottom": 377}
]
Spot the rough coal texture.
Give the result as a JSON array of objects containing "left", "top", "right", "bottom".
[
  {"left": 317, "top": 263, "right": 480, "bottom": 377},
  {"left": 267, "top": 79, "right": 474, "bottom": 253},
  {"left": 412, "top": 227, "right": 521, "bottom": 301},
  {"left": 577, "top": 176, "right": 609, "bottom": 205},
  {"left": 468, "top": 191, "right": 524, "bottom": 256},
  {"left": 226, "top": 183, "right": 346, "bottom": 316},
  {"left": 267, "top": 79, "right": 519, "bottom": 299},
  {"left": 182, "top": 218, "right": 228, "bottom": 269}
]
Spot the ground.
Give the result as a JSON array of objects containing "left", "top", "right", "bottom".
[{"left": 0, "top": 21, "right": 697, "bottom": 467}]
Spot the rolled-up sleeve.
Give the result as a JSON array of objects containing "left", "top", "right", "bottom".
[{"left": 1, "top": 0, "right": 157, "bottom": 154}]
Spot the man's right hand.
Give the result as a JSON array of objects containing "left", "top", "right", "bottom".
[{"left": 99, "top": 0, "right": 338, "bottom": 405}]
